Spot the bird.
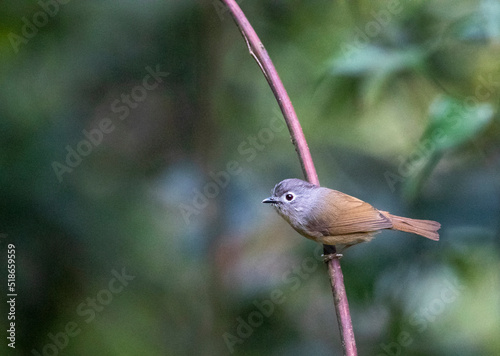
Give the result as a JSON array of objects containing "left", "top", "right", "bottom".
[{"left": 262, "top": 178, "right": 440, "bottom": 256}]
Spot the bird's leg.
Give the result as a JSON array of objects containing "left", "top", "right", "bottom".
[
  {"left": 321, "top": 244, "right": 345, "bottom": 262},
  {"left": 322, "top": 252, "right": 343, "bottom": 262}
]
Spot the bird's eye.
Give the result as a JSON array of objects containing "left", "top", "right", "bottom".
[{"left": 285, "top": 193, "right": 294, "bottom": 201}]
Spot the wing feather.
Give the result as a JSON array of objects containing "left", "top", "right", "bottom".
[{"left": 308, "top": 189, "right": 392, "bottom": 236}]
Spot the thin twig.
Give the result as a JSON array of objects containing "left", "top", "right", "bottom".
[{"left": 220, "top": 1, "right": 357, "bottom": 355}]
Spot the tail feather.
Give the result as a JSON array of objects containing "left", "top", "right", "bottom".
[{"left": 382, "top": 212, "right": 440, "bottom": 241}]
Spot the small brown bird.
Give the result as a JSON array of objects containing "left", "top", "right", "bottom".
[{"left": 262, "top": 179, "right": 440, "bottom": 254}]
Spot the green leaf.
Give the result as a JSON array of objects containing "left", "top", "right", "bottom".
[
  {"left": 424, "top": 95, "right": 494, "bottom": 152},
  {"left": 332, "top": 45, "right": 425, "bottom": 76},
  {"left": 330, "top": 45, "right": 426, "bottom": 104},
  {"left": 402, "top": 95, "right": 494, "bottom": 200}
]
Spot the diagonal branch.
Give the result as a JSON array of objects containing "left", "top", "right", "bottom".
[
  {"left": 220, "top": 1, "right": 357, "bottom": 355},
  {"left": 220, "top": 0, "right": 317, "bottom": 184}
]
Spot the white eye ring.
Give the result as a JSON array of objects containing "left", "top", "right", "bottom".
[{"left": 285, "top": 193, "right": 294, "bottom": 201}]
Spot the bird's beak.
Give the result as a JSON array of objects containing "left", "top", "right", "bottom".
[{"left": 262, "top": 197, "right": 278, "bottom": 204}]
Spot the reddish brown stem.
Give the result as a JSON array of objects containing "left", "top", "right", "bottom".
[{"left": 220, "top": 1, "right": 357, "bottom": 355}]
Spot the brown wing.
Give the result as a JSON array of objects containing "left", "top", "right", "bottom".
[{"left": 309, "top": 189, "right": 393, "bottom": 236}]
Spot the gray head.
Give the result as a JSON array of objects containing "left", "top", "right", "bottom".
[{"left": 262, "top": 178, "right": 320, "bottom": 228}]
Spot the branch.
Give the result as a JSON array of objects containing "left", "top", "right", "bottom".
[{"left": 220, "top": 1, "right": 357, "bottom": 355}]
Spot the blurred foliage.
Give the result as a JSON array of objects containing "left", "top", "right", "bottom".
[{"left": 0, "top": 0, "right": 499, "bottom": 355}]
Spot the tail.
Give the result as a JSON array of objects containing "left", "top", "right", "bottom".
[{"left": 381, "top": 212, "right": 440, "bottom": 241}]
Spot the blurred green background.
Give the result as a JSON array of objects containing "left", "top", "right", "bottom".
[{"left": 0, "top": 0, "right": 499, "bottom": 355}]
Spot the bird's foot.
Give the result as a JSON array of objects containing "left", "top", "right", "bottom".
[{"left": 322, "top": 253, "right": 343, "bottom": 262}]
